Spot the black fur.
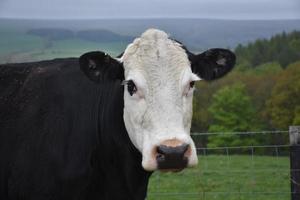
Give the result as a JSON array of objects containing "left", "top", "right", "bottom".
[
  {"left": 79, "top": 51, "right": 124, "bottom": 83},
  {"left": 188, "top": 48, "right": 236, "bottom": 80},
  {"left": 171, "top": 39, "right": 236, "bottom": 80},
  {"left": 0, "top": 58, "right": 151, "bottom": 200}
]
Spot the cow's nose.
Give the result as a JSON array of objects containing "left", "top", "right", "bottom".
[{"left": 156, "top": 143, "right": 189, "bottom": 170}]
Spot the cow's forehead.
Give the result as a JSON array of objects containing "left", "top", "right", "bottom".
[{"left": 121, "top": 29, "right": 191, "bottom": 79}]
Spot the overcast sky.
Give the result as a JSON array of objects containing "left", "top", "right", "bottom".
[{"left": 0, "top": 0, "right": 299, "bottom": 20}]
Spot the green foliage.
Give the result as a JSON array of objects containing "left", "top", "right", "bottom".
[
  {"left": 208, "top": 83, "right": 257, "bottom": 132},
  {"left": 266, "top": 61, "right": 300, "bottom": 129},
  {"left": 192, "top": 62, "right": 282, "bottom": 134},
  {"left": 244, "top": 62, "right": 282, "bottom": 75},
  {"left": 235, "top": 31, "right": 300, "bottom": 68},
  {"left": 206, "top": 83, "right": 261, "bottom": 148},
  {"left": 293, "top": 107, "right": 300, "bottom": 125}
]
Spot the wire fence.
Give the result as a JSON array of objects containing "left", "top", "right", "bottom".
[{"left": 147, "top": 129, "right": 298, "bottom": 200}]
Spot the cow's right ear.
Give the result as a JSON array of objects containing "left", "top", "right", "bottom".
[{"left": 79, "top": 51, "right": 124, "bottom": 83}]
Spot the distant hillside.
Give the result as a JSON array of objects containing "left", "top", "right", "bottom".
[
  {"left": 76, "top": 30, "right": 133, "bottom": 42},
  {"left": 1, "top": 18, "right": 300, "bottom": 63},
  {"left": 27, "top": 28, "right": 74, "bottom": 40},
  {"left": 2, "top": 18, "right": 300, "bottom": 51},
  {"left": 27, "top": 28, "right": 133, "bottom": 43}
]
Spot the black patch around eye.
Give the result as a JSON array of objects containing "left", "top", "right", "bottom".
[
  {"left": 190, "top": 81, "right": 195, "bottom": 88},
  {"left": 127, "top": 80, "right": 137, "bottom": 96}
]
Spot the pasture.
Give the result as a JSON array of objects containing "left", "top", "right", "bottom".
[{"left": 148, "top": 155, "right": 290, "bottom": 200}]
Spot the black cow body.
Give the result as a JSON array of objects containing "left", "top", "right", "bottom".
[{"left": 0, "top": 58, "right": 151, "bottom": 200}]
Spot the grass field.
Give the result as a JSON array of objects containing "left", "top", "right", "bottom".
[{"left": 147, "top": 155, "right": 290, "bottom": 200}]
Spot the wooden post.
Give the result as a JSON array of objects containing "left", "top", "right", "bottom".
[{"left": 290, "top": 126, "right": 300, "bottom": 200}]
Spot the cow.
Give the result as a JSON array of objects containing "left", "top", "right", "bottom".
[{"left": 0, "top": 29, "right": 235, "bottom": 200}]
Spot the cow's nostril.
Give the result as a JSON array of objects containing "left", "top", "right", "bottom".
[
  {"left": 156, "top": 153, "right": 165, "bottom": 162},
  {"left": 156, "top": 146, "right": 164, "bottom": 154},
  {"left": 156, "top": 143, "right": 189, "bottom": 170},
  {"left": 179, "top": 144, "right": 189, "bottom": 155},
  {"left": 157, "top": 143, "right": 189, "bottom": 156}
]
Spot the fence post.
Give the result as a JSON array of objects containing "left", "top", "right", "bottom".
[{"left": 290, "top": 126, "right": 300, "bottom": 200}]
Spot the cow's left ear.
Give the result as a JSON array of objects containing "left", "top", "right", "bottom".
[
  {"left": 79, "top": 51, "right": 124, "bottom": 83},
  {"left": 189, "top": 48, "right": 236, "bottom": 81}
]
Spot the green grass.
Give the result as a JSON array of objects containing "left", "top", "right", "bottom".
[{"left": 147, "top": 155, "right": 290, "bottom": 200}]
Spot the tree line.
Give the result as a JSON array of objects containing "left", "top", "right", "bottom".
[{"left": 192, "top": 30, "right": 300, "bottom": 148}]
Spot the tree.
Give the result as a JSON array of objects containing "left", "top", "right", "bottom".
[
  {"left": 266, "top": 61, "right": 300, "bottom": 129},
  {"left": 207, "top": 83, "right": 260, "bottom": 148},
  {"left": 293, "top": 107, "right": 300, "bottom": 125},
  {"left": 208, "top": 83, "right": 257, "bottom": 132}
]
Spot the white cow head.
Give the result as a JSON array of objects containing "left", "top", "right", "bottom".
[{"left": 79, "top": 29, "right": 235, "bottom": 171}]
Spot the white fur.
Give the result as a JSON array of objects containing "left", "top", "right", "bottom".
[{"left": 120, "top": 29, "right": 199, "bottom": 171}]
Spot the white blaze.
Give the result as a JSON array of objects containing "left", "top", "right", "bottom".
[{"left": 120, "top": 29, "right": 199, "bottom": 171}]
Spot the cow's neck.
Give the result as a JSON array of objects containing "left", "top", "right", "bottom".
[{"left": 92, "top": 81, "right": 152, "bottom": 199}]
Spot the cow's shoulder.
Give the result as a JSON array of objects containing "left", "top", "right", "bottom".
[
  {"left": 0, "top": 58, "right": 79, "bottom": 93},
  {"left": 0, "top": 58, "right": 80, "bottom": 120}
]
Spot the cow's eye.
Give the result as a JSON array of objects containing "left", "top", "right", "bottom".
[
  {"left": 190, "top": 81, "right": 195, "bottom": 89},
  {"left": 183, "top": 81, "right": 196, "bottom": 97},
  {"left": 127, "top": 80, "right": 137, "bottom": 96}
]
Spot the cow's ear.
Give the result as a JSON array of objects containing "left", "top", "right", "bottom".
[
  {"left": 79, "top": 51, "right": 124, "bottom": 83},
  {"left": 189, "top": 48, "right": 236, "bottom": 81}
]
